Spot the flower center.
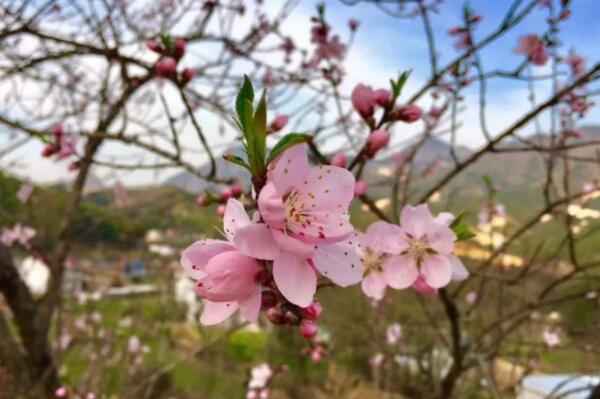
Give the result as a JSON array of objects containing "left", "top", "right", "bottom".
[
  {"left": 361, "top": 248, "right": 386, "bottom": 273},
  {"left": 403, "top": 234, "right": 436, "bottom": 265}
]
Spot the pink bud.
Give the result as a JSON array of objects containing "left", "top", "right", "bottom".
[
  {"left": 55, "top": 387, "right": 68, "bottom": 398},
  {"left": 68, "top": 161, "right": 81, "bottom": 171},
  {"left": 367, "top": 130, "right": 390, "bottom": 153},
  {"left": 230, "top": 183, "right": 243, "bottom": 197},
  {"left": 448, "top": 27, "right": 467, "bottom": 35},
  {"left": 146, "top": 39, "right": 162, "bottom": 53},
  {"left": 217, "top": 204, "right": 226, "bottom": 218},
  {"left": 373, "top": 89, "right": 391, "bottom": 107},
  {"left": 354, "top": 180, "right": 368, "bottom": 197},
  {"left": 196, "top": 195, "right": 207, "bottom": 206},
  {"left": 394, "top": 104, "right": 422, "bottom": 123},
  {"left": 173, "top": 38, "right": 186, "bottom": 59},
  {"left": 330, "top": 153, "right": 347, "bottom": 168},
  {"left": 348, "top": 19, "right": 360, "bottom": 32},
  {"left": 181, "top": 68, "right": 195, "bottom": 86},
  {"left": 269, "top": 115, "right": 288, "bottom": 132},
  {"left": 412, "top": 275, "right": 437, "bottom": 296},
  {"left": 299, "top": 320, "right": 318, "bottom": 339},
  {"left": 155, "top": 57, "right": 177, "bottom": 76},
  {"left": 52, "top": 123, "right": 64, "bottom": 138},
  {"left": 42, "top": 145, "right": 58, "bottom": 157},
  {"left": 220, "top": 187, "right": 233, "bottom": 202},
  {"left": 351, "top": 84, "right": 376, "bottom": 118},
  {"left": 300, "top": 300, "right": 323, "bottom": 321},
  {"left": 85, "top": 394, "right": 97, "bottom": 399}
]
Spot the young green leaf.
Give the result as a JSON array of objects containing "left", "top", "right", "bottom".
[
  {"left": 266, "top": 133, "right": 312, "bottom": 165},
  {"left": 236, "top": 76, "right": 254, "bottom": 132},
  {"left": 252, "top": 90, "right": 268, "bottom": 165},
  {"left": 223, "top": 154, "right": 251, "bottom": 171},
  {"left": 450, "top": 212, "right": 475, "bottom": 242}
]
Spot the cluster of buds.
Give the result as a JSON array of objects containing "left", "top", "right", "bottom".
[
  {"left": 147, "top": 37, "right": 195, "bottom": 86},
  {"left": 195, "top": 182, "right": 244, "bottom": 217},
  {"left": 41, "top": 123, "right": 80, "bottom": 170},
  {"left": 265, "top": 299, "right": 323, "bottom": 340},
  {"left": 447, "top": 7, "right": 483, "bottom": 50}
]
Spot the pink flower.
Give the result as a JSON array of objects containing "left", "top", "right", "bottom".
[
  {"left": 17, "top": 181, "right": 33, "bottom": 203},
  {"left": 368, "top": 205, "right": 468, "bottom": 290},
  {"left": 1, "top": 224, "right": 36, "bottom": 247},
  {"left": 268, "top": 115, "right": 288, "bottom": 133},
  {"left": 180, "top": 199, "right": 264, "bottom": 325},
  {"left": 542, "top": 326, "right": 560, "bottom": 348},
  {"left": 565, "top": 54, "right": 585, "bottom": 78},
  {"left": 393, "top": 104, "right": 422, "bottom": 123},
  {"left": 235, "top": 144, "right": 362, "bottom": 307},
  {"left": 515, "top": 35, "right": 548, "bottom": 66},
  {"left": 351, "top": 84, "right": 376, "bottom": 118},
  {"left": 374, "top": 89, "right": 390, "bottom": 107},
  {"left": 370, "top": 353, "right": 384, "bottom": 368},
  {"left": 367, "top": 130, "right": 390, "bottom": 154},
  {"left": 354, "top": 180, "right": 368, "bottom": 197},
  {"left": 465, "top": 291, "right": 478, "bottom": 305},
  {"left": 155, "top": 57, "right": 177, "bottom": 76},
  {"left": 248, "top": 363, "right": 272, "bottom": 389},
  {"left": 330, "top": 153, "right": 347, "bottom": 168},
  {"left": 55, "top": 387, "right": 68, "bottom": 398},
  {"left": 58, "top": 133, "right": 78, "bottom": 159},
  {"left": 127, "top": 336, "right": 141, "bottom": 353}
]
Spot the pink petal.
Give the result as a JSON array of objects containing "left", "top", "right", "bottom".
[
  {"left": 257, "top": 183, "right": 286, "bottom": 229},
  {"left": 238, "top": 288, "right": 262, "bottom": 324},
  {"left": 421, "top": 254, "right": 452, "bottom": 288},
  {"left": 448, "top": 255, "right": 469, "bottom": 281},
  {"left": 267, "top": 144, "right": 309, "bottom": 194},
  {"left": 426, "top": 224, "right": 456, "bottom": 255},
  {"left": 271, "top": 229, "right": 315, "bottom": 258},
  {"left": 200, "top": 300, "right": 239, "bottom": 325},
  {"left": 273, "top": 253, "right": 316, "bottom": 307},
  {"left": 361, "top": 271, "right": 387, "bottom": 300},
  {"left": 233, "top": 224, "right": 280, "bottom": 260},
  {"left": 400, "top": 204, "right": 435, "bottom": 238},
  {"left": 313, "top": 241, "right": 363, "bottom": 287},
  {"left": 435, "top": 212, "right": 454, "bottom": 226},
  {"left": 223, "top": 199, "right": 251, "bottom": 240},
  {"left": 366, "top": 221, "right": 406, "bottom": 255},
  {"left": 382, "top": 255, "right": 419, "bottom": 289},
  {"left": 198, "top": 251, "right": 261, "bottom": 302},
  {"left": 180, "top": 240, "right": 234, "bottom": 280}
]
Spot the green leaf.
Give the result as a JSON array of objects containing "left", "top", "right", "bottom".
[
  {"left": 266, "top": 133, "right": 312, "bottom": 165},
  {"left": 235, "top": 76, "right": 254, "bottom": 132},
  {"left": 450, "top": 212, "right": 475, "bottom": 242},
  {"left": 223, "top": 154, "right": 251, "bottom": 171},
  {"left": 160, "top": 34, "right": 172, "bottom": 49},
  {"left": 252, "top": 90, "right": 267, "bottom": 164},
  {"left": 392, "top": 70, "right": 411, "bottom": 98}
]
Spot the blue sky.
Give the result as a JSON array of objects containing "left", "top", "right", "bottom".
[{"left": 2, "top": 0, "right": 599, "bottom": 185}]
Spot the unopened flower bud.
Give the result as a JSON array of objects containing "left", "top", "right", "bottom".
[
  {"left": 42, "top": 145, "right": 58, "bottom": 157},
  {"left": 217, "top": 204, "right": 226, "bottom": 218},
  {"left": 300, "top": 300, "right": 323, "bottom": 321},
  {"left": 196, "top": 195, "right": 207, "bottom": 206},
  {"left": 181, "top": 68, "right": 195, "bottom": 86},
  {"left": 155, "top": 57, "right": 177, "bottom": 76},
  {"left": 367, "top": 130, "right": 390, "bottom": 153},
  {"left": 393, "top": 104, "right": 422, "bottom": 123},
  {"left": 268, "top": 115, "right": 288, "bottom": 133},
  {"left": 354, "top": 180, "right": 368, "bottom": 197},
  {"left": 146, "top": 39, "right": 162, "bottom": 53},
  {"left": 52, "top": 123, "right": 64, "bottom": 139},
  {"left": 173, "top": 38, "right": 186, "bottom": 60},
  {"left": 220, "top": 187, "right": 233, "bottom": 202},
  {"left": 373, "top": 89, "right": 391, "bottom": 107},
  {"left": 330, "top": 153, "right": 347, "bottom": 168},
  {"left": 299, "top": 320, "right": 318, "bottom": 339}
]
